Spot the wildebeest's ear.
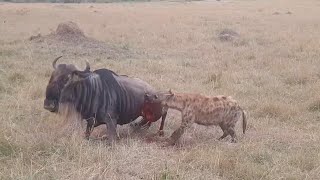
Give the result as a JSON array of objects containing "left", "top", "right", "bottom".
[
  {"left": 72, "top": 71, "right": 91, "bottom": 78},
  {"left": 67, "top": 72, "right": 81, "bottom": 83},
  {"left": 67, "top": 71, "right": 89, "bottom": 82}
]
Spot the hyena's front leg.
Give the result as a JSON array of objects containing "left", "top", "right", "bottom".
[
  {"left": 158, "top": 108, "right": 168, "bottom": 136},
  {"left": 165, "top": 115, "right": 194, "bottom": 146}
]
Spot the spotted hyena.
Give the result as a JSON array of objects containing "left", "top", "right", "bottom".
[{"left": 145, "top": 90, "right": 247, "bottom": 145}]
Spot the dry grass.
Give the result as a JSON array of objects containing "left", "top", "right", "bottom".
[{"left": 1, "top": 0, "right": 320, "bottom": 179}]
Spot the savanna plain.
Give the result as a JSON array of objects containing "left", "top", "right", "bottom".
[{"left": 1, "top": 0, "right": 320, "bottom": 179}]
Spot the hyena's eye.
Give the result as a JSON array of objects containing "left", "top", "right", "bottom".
[{"left": 154, "top": 95, "right": 158, "bottom": 99}]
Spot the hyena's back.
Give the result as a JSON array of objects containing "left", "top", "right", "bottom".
[{"left": 193, "top": 95, "right": 245, "bottom": 129}]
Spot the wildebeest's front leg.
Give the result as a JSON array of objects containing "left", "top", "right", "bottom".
[
  {"left": 85, "top": 117, "right": 105, "bottom": 140},
  {"left": 104, "top": 113, "right": 118, "bottom": 145},
  {"left": 85, "top": 117, "right": 95, "bottom": 140}
]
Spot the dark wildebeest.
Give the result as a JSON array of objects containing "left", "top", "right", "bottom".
[{"left": 44, "top": 56, "right": 167, "bottom": 143}]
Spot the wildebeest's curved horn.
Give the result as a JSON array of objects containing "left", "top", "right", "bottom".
[
  {"left": 84, "top": 61, "right": 90, "bottom": 72},
  {"left": 52, "top": 56, "right": 63, "bottom": 69}
]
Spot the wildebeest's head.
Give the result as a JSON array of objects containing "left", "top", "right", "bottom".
[
  {"left": 44, "top": 56, "right": 90, "bottom": 112},
  {"left": 145, "top": 89, "right": 174, "bottom": 106}
]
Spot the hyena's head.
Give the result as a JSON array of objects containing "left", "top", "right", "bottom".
[{"left": 144, "top": 89, "right": 174, "bottom": 106}]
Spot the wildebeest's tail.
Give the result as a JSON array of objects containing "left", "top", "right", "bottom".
[{"left": 242, "top": 110, "right": 247, "bottom": 134}]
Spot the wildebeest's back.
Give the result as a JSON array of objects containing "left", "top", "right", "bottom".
[{"left": 92, "top": 69, "right": 138, "bottom": 125}]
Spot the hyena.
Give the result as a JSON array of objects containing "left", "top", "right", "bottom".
[{"left": 145, "top": 90, "right": 247, "bottom": 145}]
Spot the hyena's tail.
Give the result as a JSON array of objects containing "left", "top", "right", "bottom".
[{"left": 242, "top": 110, "right": 247, "bottom": 134}]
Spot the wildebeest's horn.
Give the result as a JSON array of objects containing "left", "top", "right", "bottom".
[
  {"left": 52, "top": 56, "right": 63, "bottom": 69},
  {"left": 84, "top": 61, "right": 90, "bottom": 72}
]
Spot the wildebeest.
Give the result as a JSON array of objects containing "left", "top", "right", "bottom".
[
  {"left": 44, "top": 56, "right": 167, "bottom": 143},
  {"left": 145, "top": 90, "right": 247, "bottom": 145}
]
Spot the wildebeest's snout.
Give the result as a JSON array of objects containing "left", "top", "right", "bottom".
[{"left": 44, "top": 99, "right": 58, "bottom": 112}]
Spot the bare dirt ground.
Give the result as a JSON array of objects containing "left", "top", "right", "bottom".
[{"left": 1, "top": 0, "right": 320, "bottom": 179}]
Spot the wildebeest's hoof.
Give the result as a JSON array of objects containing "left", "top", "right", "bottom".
[
  {"left": 160, "top": 138, "right": 175, "bottom": 147},
  {"left": 158, "top": 130, "right": 164, "bottom": 137},
  {"left": 129, "top": 122, "right": 138, "bottom": 129},
  {"left": 106, "top": 140, "right": 116, "bottom": 146},
  {"left": 161, "top": 142, "right": 174, "bottom": 147},
  {"left": 145, "top": 136, "right": 156, "bottom": 143},
  {"left": 83, "top": 132, "right": 90, "bottom": 140}
]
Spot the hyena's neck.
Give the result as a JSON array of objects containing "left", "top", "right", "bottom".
[{"left": 165, "top": 95, "right": 185, "bottom": 111}]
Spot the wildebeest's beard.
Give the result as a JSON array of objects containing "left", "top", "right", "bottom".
[{"left": 58, "top": 72, "right": 102, "bottom": 120}]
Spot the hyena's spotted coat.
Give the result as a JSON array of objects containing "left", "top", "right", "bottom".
[{"left": 145, "top": 90, "right": 247, "bottom": 145}]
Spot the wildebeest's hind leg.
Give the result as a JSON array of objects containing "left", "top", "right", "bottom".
[
  {"left": 140, "top": 119, "right": 152, "bottom": 130},
  {"left": 130, "top": 118, "right": 150, "bottom": 130},
  {"left": 218, "top": 122, "right": 229, "bottom": 141}
]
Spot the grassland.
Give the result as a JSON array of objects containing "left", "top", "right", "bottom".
[{"left": 1, "top": 0, "right": 320, "bottom": 179}]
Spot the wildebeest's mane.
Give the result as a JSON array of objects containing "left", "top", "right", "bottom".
[
  {"left": 59, "top": 72, "right": 103, "bottom": 119},
  {"left": 98, "top": 68, "right": 119, "bottom": 76},
  {"left": 59, "top": 68, "right": 125, "bottom": 121},
  {"left": 93, "top": 68, "right": 122, "bottom": 92},
  {"left": 96, "top": 68, "right": 129, "bottom": 78}
]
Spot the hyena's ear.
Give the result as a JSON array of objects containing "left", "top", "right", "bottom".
[
  {"left": 144, "top": 93, "right": 150, "bottom": 99},
  {"left": 168, "top": 89, "right": 174, "bottom": 95},
  {"left": 167, "top": 89, "right": 174, "bottom": 99},
  {"left": 144, "top": 93, "right": 158, "bottom": 102}
]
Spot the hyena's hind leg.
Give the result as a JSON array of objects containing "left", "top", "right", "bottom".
[
  {"left": 228, "top": 110, "right": 245, "bottom": 143},
  {"left": 218, "top": 122, "right": 229, "bottom": 141},
  {"left": 227, "top": 125, "right": 237, "bottom": 143}
]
